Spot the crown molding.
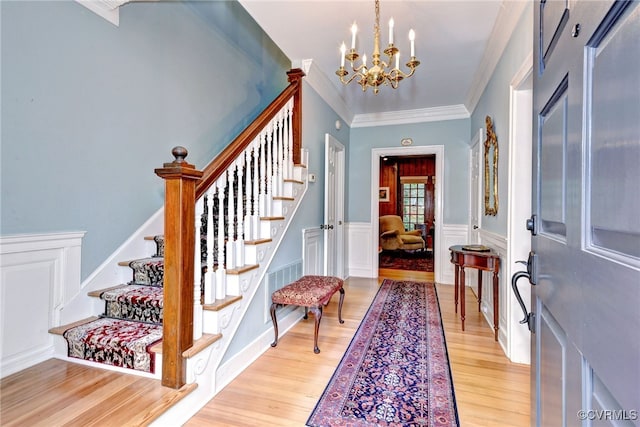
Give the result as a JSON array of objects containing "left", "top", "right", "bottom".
[
  {"left": 351, "top": 104, "right": 470, "bottom": 128},
  {"left": 75, "top": 0, "right": 132, "bottom": 25},
  {"left": 465, "top": 1, "right": 529, "bottom": 113},
  {"left": 295, "top": 59, "right": 354, "bottom": 126}
]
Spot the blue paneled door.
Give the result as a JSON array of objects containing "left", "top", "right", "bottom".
[{"left": 532, "top": 1, "right": 640, "bottom": 425}]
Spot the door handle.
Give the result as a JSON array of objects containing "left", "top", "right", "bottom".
[
  {"left": 512, "top": 254, "right": 537, "bottom": 332},
  {"left": 512, "top": 269, "right": 535, "bottom": 332},
  {"left": 473, "top": 225, "right": 479, "bottom": 230}
]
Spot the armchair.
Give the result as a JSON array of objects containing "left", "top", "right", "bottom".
[{"left": 379, "top": 215, "right": 425, "bottom": 251}]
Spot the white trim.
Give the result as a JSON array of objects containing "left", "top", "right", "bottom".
[
  {"left": 346, "top": 222, "right": 375, "bottom": 278},
  {"left": 371, "top": 145, "right": 445, "bottom": 283},
  {"left": 351, "top": 105, "right": 470, "bottom": 128},
  {"left": 505, "top": 52, "right": 533, "bottom": 364},
  {"left": 465, "top": 1, "right": 529, "bottom": 113},
  {"left": 75, "top": 0, "right": 132, "bottom": 26},
  {"left": 302, "top": 227, "right": 322, "bottom": 276},
  {"left": 439, "top": 224, "right": 469, "bottom": 285},
  {"left": 297, "top": 59, "right": 469, "bottom": 129},
  {"left": 469, "top": 127, "right": 484, "bottom": 243},
  {"left": 295, "top": 59, "right": 354, "bottom": 126}
]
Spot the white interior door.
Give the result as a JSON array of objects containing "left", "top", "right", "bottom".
[
  {"left": 324, "top": 133, "right": 345, "bottom": 278},
  {"left": 469, "top": 128, "right": 483, "bottom": 244},
  {"left": 531, "top": 1, "right": 640, "bottom": 425}
]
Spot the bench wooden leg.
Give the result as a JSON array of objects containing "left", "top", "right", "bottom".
[
  {"left": 270, "top": 303, "right": 279, "bottom": 348},
  {"left": 309, "top": 306, "right": 322, "bottom": 354},
  {"left": 338, "top": 288, "right": 345, "bottom": 324}
]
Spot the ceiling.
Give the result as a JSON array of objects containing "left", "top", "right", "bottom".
[{"left": 238, "top": 0, "right": 514, "bottom": 123}]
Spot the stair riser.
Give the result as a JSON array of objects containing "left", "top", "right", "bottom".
[
  {"left": 244, "top": 243, "right": 272, "bottom": 265},
  {"left": 203, "top": 303, "right": 243, "bottom": 335}
]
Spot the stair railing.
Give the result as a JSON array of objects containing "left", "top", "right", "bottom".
[{"left": 155, "top": 68, "right": 304, "bottom": 389}]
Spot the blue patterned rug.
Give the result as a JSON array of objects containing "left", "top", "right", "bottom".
[{"left": 307, "top": 279, "right": 458, "bottom": 427}]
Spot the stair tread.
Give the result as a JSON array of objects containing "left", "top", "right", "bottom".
[
  {"left": 273, "top": 196, "right": 295, "bottom": 201},
  {"left": 49, "top": 316, "right": 100, "bottom": 335},
  {"left": 245, "top": 238, "right": 272, "bottom": 245},
  {"left": 203, "top": 295, "right": 243, "bottom": 311},
  {"left": 118, "top": 256, "right": 164, "bottom": 267},
  {"left": 88, "top": 284, "right": 129, "bottom": 298},
  {"left": 226, "top": 264, "right": 259, "bottom": 275},
  {"left": 284, "top": 179, "right": 304, "bottom": 184},
  {"left": 149, "top": 333, "right": 223, "bottom": 358},
  {"left": 260, "top": 216, "right": 285, "bottom": 221}
]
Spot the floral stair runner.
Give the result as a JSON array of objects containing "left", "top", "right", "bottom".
[
  {"left": 63, "top": 318, "right": 162, "bottom": 373},
  {"left": 62, "top": 237, "right": 166, "bottom": 373},
  {"left": 101, "top": 284, "right": 163, "bottom": 324}
]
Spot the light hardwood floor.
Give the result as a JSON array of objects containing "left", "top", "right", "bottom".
[
  {"left": 0, "top": 269, "right": 530, "bottom": 426},
  {"left": 186, "top": 269, "right": 530, "bottom": 426}
]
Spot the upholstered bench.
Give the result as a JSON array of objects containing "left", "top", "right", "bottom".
[{"left": 270, "top": 275, "right": 345, "bottom": 354}]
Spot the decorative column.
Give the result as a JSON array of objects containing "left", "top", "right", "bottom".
[{"left": 155, "top": 146, "right": 203, "bottom": 389}]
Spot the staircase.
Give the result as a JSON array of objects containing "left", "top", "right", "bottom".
[{"left": 48, "top": 69, "right": 308, "bottom": 424}]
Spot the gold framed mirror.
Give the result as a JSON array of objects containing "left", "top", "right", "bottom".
[{"left": 484, "top": 116, "right": 498, "bottom": 216}]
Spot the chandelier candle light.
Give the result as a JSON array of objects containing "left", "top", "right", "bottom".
[{"left": 336, "top": 0, "right": 420, "bottom": 94}]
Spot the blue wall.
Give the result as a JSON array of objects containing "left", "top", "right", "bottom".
[
  {"left": 223, "top": 81, "right": 350, "bottom": 362},
  {"left": 349, "top": 119, "right": 471, "bottom": 225},
  {"left": 1, "top": 1, "right": 289, "bottom": 280},
  {"left": 470, "top": 3, "right": 533, "bottom": 235}
]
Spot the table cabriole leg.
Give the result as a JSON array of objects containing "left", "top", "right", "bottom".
[
  {"left": 478, "top": 270, "right": 483, "bottom": 312},
  {"left": 460, "top": 267, "right": 466, "bottom": 331}
]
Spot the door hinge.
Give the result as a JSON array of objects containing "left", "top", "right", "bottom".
[{"left": 526, "top": 214, "right": 538, "bottom": 236}]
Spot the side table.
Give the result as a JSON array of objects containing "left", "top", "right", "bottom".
[{"left": 449, "top": 245, "right": 500, "bottom": 341}]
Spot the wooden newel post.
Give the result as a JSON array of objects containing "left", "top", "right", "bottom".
[
  {"left": 155, "top": 146, "right": 203, "bottom": 389},
  {"left": 287, "top": 68, "right": 305, "bottom": 165}
]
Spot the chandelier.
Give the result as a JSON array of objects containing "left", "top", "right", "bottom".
[{"left": 336, "top": 0, "right": 420, "bottom": 94}]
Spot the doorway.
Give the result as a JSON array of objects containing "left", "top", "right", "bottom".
[
  {"left": 378, "top": 155, "right": 435, "bottom": 273},
  {"left": 371, "top": 145, "right": 445, "bottom": 283}
]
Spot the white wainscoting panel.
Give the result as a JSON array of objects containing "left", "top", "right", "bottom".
[
  {"left": 0, "top": 232, "right": 85, "bottom": 377},
  {"left": 477, "top": 230, "right": 508, "bottom": 355},
  {"left": 346, "top": 222, "right": 375, "bottom": 278},
  {"left": 302, "top": 227, "right": 322, "bottom": 275},
  {"left": 438, "top": 224, "right": 469, "bottom": 284}
]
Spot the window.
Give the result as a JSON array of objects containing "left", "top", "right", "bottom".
[{"left": 401, "top": 182, "right": 426, "bottom": 231}]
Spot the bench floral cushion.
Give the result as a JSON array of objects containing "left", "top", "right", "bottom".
[{"left": 271, "top": 275, "right": 343, "bottom": 307}]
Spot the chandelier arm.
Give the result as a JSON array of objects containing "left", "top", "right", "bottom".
[{"left": 337, "top": 71, "right": 364, "bottom": 86}]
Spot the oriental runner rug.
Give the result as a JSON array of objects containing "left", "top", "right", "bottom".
[
  {"left": 307, "top": 280, "right": 458, "bottom": 427},
  {"left": 379, "top": 251, "right": 434, "bottom": 272}
]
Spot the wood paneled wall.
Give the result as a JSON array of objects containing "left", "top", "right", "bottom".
[{"left": 379, "top": 155, "right": 436, "bottom": 224}]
